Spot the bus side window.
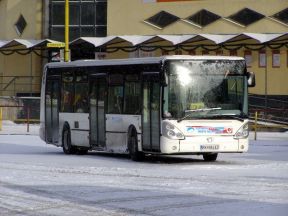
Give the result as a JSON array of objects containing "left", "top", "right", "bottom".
[
  {"left": 74, "top": 71, "right": 88, "bottom": 113},
  {"left": 124, "top": 82, "right": 141, "bottom": 114},
  {"left": 108, "top": 86, "right": 123, "bottom": 114},
  {"left": 61, "top": 71, "right": 74, "bottom": 112},
  {"left": 74, "top": 83, "right": 88, "bottom": 113},
  {"left": 107, "top": 74, "right": 124, "bottom": 114}
]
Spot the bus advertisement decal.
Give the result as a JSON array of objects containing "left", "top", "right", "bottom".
[{"left": 186, "top": 126, "right": 233, "bottom": 135}]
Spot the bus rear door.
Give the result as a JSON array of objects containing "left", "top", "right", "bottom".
[{"left": 45, "top": 72, "right": 60, "bottom": 144}]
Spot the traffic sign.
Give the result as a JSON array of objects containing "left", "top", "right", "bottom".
[{"left": 47, "top": 42, "right": 65, "bottom": 48}]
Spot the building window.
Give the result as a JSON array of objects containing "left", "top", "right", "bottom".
[
  {"left": 144, "top": 11, "right": 180, "bottom": 29},
  {"left": 188, "top": 50, "right": 196, "bottom": 55},
  {"left": 14, "top": 14, "right": 27, "bottom": 36},
  {"left": 49, "top": 0, "right": 107, "bottom": 41},
  {"left": 215, "top": 50, "right": 223, "bottom": 56},
  {"left": 175, "top": 50, "right": 182, "bottom": 55},
  {"left": 162, "top": 50, "right": 169, "bottom": 55},
  {"left": 272, "top": 50, "right": 280, "bottom": 68},
  {"left": 51, "top": 3, "right": 65, "bottom": 25},
  {"left": 227, "top": 8, "right": 265, "bottom": 26},
  {"left": 259, "top": 50, "right": 266, "bottom": 68},
  {"left": 271, "top": 8, "right": 288, "bottom": 25},
  {"left": 202, "top": 50, "right": 209, "bottom": 55},
  {"left": 230, "top": 50, "right": 237, "bottom": 56},
  {"left": 184, "top": 9, "right": 221, "bottom": 28},
  {"left": 244, "top": 50, "right": 252, "bottom": 68},
  {"left": 81, "top": 2, "right": 95, "bottom": 25},
  {"left": 96, "top": 1, "right": 107, "bottom": 25}
]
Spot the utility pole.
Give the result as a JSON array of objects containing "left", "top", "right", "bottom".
[{"left": 64, "top": 0, "right": 70, "bottom": 62}]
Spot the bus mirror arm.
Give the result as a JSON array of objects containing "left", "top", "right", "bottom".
[{"left": 247, "top": 71, "right": 256, "bottom": 87}]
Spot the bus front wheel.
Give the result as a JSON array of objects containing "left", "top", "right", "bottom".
[
  {"left": 203, "top": 153, "right": 218, "bottom": 162},
  {"left": 62, "top": 125, "right": 76, "bottom": 154}
]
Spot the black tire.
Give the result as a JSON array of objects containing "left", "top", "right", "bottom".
[
  {"left": 76, "top": 148, "right": 89, "bottom": 155},
  {"left": 128, "top": 132, "right": 144, "bottom": 162},
  {"left": 203, "top": 153, "right": 218, "bottom": 162},
  {"left": 62, "top": 125, "right": 76, "bottom": 154}
]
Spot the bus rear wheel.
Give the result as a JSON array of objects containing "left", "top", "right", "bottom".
[
  {"left": 62, "top": 126, "right": 76, "bottom": 154},
  {"left": 203, "top": 153, "right": 218, "bottom": 162},
  {"left": 128, "top": 133, "right": 144, "bottom": 161}
]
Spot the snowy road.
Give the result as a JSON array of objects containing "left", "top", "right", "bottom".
[{"left": 0, "top": 133, "right": 288, "bottom": 216}]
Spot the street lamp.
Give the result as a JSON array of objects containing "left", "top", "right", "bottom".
[{"left": 65, "top": 0, "right": 70, "bottom": 62}]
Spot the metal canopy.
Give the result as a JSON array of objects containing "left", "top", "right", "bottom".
[
  {"left": 68, "top": 33, "right": 288, "bottom": 48},
  {"left": 1, "top": 33, "right": 287, "bottom": 51},
  {"left": 0, "top": 39, "right": 62, "bottom": 50}
]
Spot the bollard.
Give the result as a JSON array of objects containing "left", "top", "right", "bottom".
[
  {"left": 27, "top": 106, "right": 30, "bottom": 133},
  {"left": 0, "top": 108, "right": 2, "bottom": 131},
  {"left": 254, "top": 111, "right": 258, "bottom": 140}
]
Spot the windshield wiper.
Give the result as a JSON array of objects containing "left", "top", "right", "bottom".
[
  {"left": 208, "top": 114, "right": 247, "bottom": 122},
  {"left": 177, "top": 107, "right": 221, "bottom": 122}
]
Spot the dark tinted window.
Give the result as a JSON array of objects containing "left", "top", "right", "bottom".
[
  {"left": 145, "top": 11, "right": 180, "bottom": 29},
  {"left": 49, "top": 0, "right": 107, "bottom": 40},
  {"left": 272, "top": 8, "right": 288, "bottom": 24},
  {"left": 96, "top": 2, "right": 107, "bottom": 25},
  {"left": 186, "top": 9, "right": 221, "bottom": 27},
  {"left": 51, "top": 4, "right": 65, "bottom": 25},
  {"left": 228, "top": 8, "right": 265, "bottom": 26},
  {"left": 81, "top": 3, "right": 95, "bottom": 25},
  {"left": 61, "top": 71, "right": 74, "bottom": 113},
  {"left": 70, "top": 3, "right": 80, "bottom": 25},
  {"left": 15, "top": 14, "right": 27, "bottom": 35},
  {"left": 124, "top": 81, "right": 141, "bottom": 115}
]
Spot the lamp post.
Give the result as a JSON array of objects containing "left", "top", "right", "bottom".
[{"left": 64, "top": 0, "right": 70, "bottom": 62}]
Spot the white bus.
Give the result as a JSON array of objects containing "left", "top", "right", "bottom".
[{"left": 40, "top": 56, "right": 255, "bottom": 161}]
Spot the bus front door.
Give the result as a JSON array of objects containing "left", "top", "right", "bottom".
[
  {"left": 142, "top": 78, "right": 161, "bottom": 152},
  {"left": 45, "top": 77, "right": 60, "bottom": 144},
  {"left": 89, "top": 76, "right": 106, "bottom": 149}
]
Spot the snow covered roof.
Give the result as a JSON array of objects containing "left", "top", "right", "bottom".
[
  {"left": 69, "top": 33, "right": 288, "bottom": 48},
  {"left": 1, "top": 33, "right": 287, "bottom": 50},
  {"left": 0, "top": 39, "right": 62, "bottom": 49}
]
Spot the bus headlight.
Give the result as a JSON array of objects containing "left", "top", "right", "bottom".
[
  {"left": 234, "top": 123, "right": 249, "bottom": 139},
  {"left": 162, "top": 122, "right": 185, "bottom": 140}
]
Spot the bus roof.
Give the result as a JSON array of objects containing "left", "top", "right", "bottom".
[{"left": 46, "top": 55, "right": 245, "bottom": 68}]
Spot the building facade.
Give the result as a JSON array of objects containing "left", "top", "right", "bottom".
[
  {"left": 0, "top": 0, "right": 288, "bottom": 109},
  {"left": 106, "top": 0, "right": 288, "bottom": 98},
  {"left": 0, "top": 0, "right": 43, "bottom": 96},
  {"left": 0, "top": 0, "right": 108, "bottom": 96},
  {"left": 108, "top": 0, "right": 288, "bottom": 35}
]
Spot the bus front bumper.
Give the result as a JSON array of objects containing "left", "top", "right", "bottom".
[{"left": 160, "top": 136, "right": 248, "bottom": 154}]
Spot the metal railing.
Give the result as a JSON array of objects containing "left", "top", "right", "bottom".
[
  {"left": 0, "top": 76, "right": 41, "bottom": 96},
  {"left": 0, "top": 97, "right": 40, "bottom": 134},
  {"left": 249, "top": 94, "right": 288, "bottom": 125}
]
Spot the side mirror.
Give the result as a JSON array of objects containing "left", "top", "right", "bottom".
[{"left": 247, "top": 72, "right": 255, "bottom": 87}]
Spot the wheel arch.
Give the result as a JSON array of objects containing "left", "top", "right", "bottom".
[
  {"left": 61, "top": 121, "right": 71, "bottom": 146},
  {"left": 127, "top": 124, "right": 137, "bottom": 137},
  {"left": 127, "top": 124, "right": 137, "bottom": 150},
  {"left": 127, "top": 124, "right": 144, "bottom": 161}
]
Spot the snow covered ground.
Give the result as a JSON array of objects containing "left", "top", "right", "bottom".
[{"left": 0, "top": 123, "right": 288, "bottom": 216}]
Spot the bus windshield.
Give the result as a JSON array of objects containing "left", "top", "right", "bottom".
[{"left": 163, "top": 60, "right": 248, "bottom": 120}]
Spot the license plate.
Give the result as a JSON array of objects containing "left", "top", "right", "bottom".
[{"left": 200, "top": 144, "right": 219, "bottom": 151}]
